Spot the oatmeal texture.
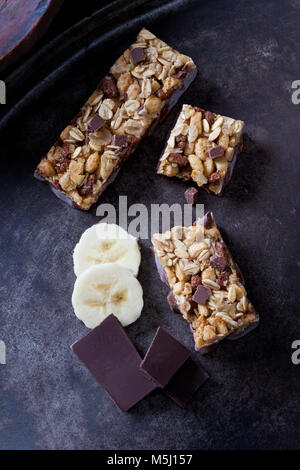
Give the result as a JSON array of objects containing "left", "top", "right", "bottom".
[
  {"left": 157, "top": 104, "right": 244, "bottom": 195},
  {"left": 35, "top": 28, "right": 196, "bottom": 209},
  {"left": 152, "top": 212, "right": 258, "bottom": 350}
]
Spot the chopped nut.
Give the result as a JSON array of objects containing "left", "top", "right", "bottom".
[
  {"left": 86, "top": 152, "right": 100, "bottom": 173},
  {"left": 37, "top": 159, "right": 56, "bottom": 177},
  {"left": 144, "top": 95, "right": 162, "bottom": 114}
]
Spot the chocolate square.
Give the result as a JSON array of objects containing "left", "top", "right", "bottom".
[
  {"left": 140, "top": 327, "right": 191, "bottom": 388},
  {"left": 164, "top": 357, "right": 209, "bottom": 408},
  {"left": 192, "top": 285, "right": 211, "bottom": 304},
  {"left": 71, "top": 314, "right": 156, "bottom": 411},
  {"left": 130, "top": 47, "right": 146, "bottom": 65},
  {"left": 88, "top": 114, "right": 105, "bottom": 131}
]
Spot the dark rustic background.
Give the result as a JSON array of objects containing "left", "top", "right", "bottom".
[{"left": 0, "top": 0, "right": 299, "bottom": 450}]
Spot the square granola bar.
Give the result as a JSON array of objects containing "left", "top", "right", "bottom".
[
  {"left": 152, "top": 212, "right": 259, "bottom": 352},
  {"left": 35, "top": 29, "right": 196, "bottom": 210},
  {"left": 157, "top": 104, "right": 244, "bottom": 195}
]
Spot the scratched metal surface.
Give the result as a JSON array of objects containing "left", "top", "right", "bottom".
[{"left": 0, "top": 0, "right": 299, "bottom": 450}]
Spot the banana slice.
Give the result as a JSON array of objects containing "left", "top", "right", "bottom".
[
  {"left": 73, "top": 223, "right": 141, "bottom": 277},
  {"left": 72, "top": 263, "right": 143, "bottom": 328}
]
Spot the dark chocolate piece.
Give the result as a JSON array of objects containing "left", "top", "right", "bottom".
[
  {"left": 208, "top": 170, "right": 224, "bottom": 183},
  {"left": 184, "top": 187, "right": 198, "bottom": 205},
  {"left": 164, "top": 357, "right": 209, "bottom": 407},
  {"left": 111, "top": 134, "right": 134, "bottom": 158},
  {"left": 192, "top": 285, "right": 211, "bottom": 304},
  {"left": 167, "top": 291, "right": 180, "bottom": 313},
  {"left": 205, "top": 110, "right": 216, "bottom": 125},
  {"left": 100, "top": 74, "right": 119, "bottom": 98},
  {"left": 111, "top": 134, "right": 128, "bottom": 147},
  {"left": 173, "top": 63, "right": 190, "bottom": 80},
  {"left": 130, "top": 47, "right": 146, "bottom": 65},
  {"left": 71, "top": 314, "right": 156, "bottom": 411},
  {"left": 168, "top": 153, "right": 188, "bottom": 166},
  {"left": 208, "top": 145, "right": 224, "bottom": 159},
  {"left": 210, "top": 254, "right": 227, "bottom": 271},
  {"left": 203, "top": 211, "right": 214, "bottom": 229},
  {"left": 140, "top": 327, "right": 191, "bottom": 388},
  {"left": 180, "top": 164, "right": 192, "bottom": 180},
  {"left": 190, "top": 274, "right": 202, "bottom": 290},
  {"left": 216, "top": 269, "right": 230, "bottom": 287},
  {"left": 88, "top": 114, "right": 105, "bottom": 131},
  {"left": 78, "top": 174, "right": 97, "bottom": 197}
]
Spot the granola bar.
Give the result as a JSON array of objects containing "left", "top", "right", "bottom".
[
  {"left": 157, "top": 104, "right": 244, "bottom": 195},
  {"left": 151, "top": 212, "right": 259, "bottom": 352},
  {"left": 35, "top": 28, "right": 197, "bottom": 210}
]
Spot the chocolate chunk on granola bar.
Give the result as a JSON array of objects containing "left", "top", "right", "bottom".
[
  {"left": 130, "top": 47, "right": 146, "bottom": 65},
  {"left": 168, "top": 153, "right": 188, "bottom": 166},
  {"left": 208, "top": 145, "right": 224, "bottom": 159},
  {"left": 88, "top": 114, "right": 105, "bottom": 131},
  {"left": 210, "top": 254, "right": 227, "bottom": 271},
  {"left": 192, "top": 285, "right": 211, "bottom": 305}
]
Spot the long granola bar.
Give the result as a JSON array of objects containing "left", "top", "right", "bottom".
[
  {"left": 152, "top": 212, "right": 259, "bottom": 352},
  {"left": 35, "top": 29, "right": 197, "bottom": 210},
  {"left": 157, "top": 104, "right": 244, "bottom": 195}
]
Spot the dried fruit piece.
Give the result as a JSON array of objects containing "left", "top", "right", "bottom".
[{"left": 100, "top": 75, "right": 119, "bottom": 98}]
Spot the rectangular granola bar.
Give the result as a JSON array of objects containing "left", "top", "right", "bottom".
[
  {"left": 35, "top": 28, "right": 197, "bottom": 210},
  {"left": 157, "top": 104, "right": 244, "bottom": 195},
  {"left": 151, "top": 212, "right": 259, "bottom": 353}
]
